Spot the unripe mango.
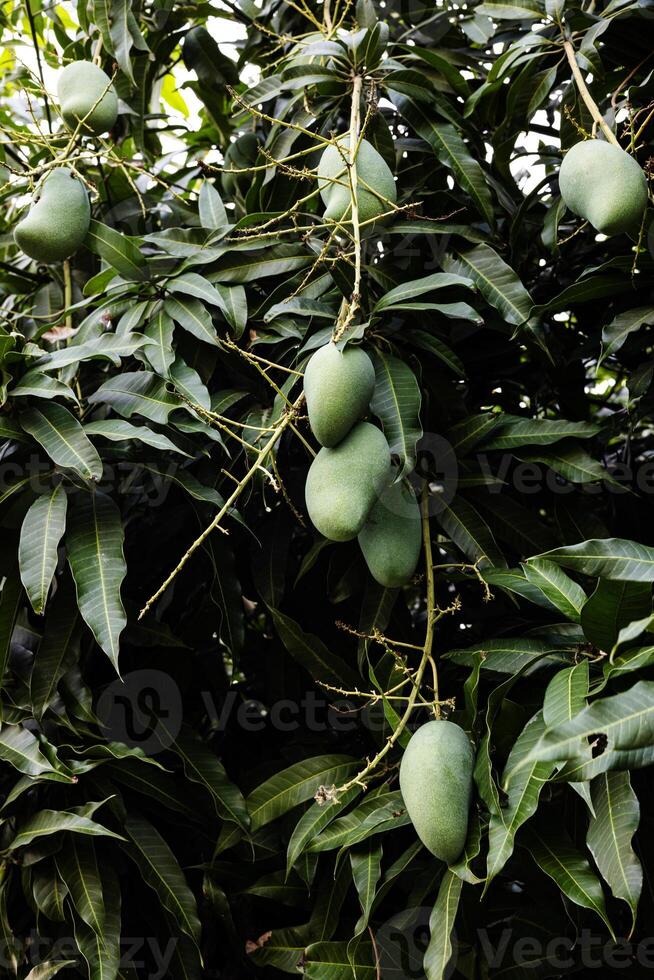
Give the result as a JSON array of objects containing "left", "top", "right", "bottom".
[
  {"left": 304, "top": 342, "right": 375, "bottom": 447},
  {"left": 14, "top": 168, "right": 90, "bottom": 264},
  {"left": 559, "top": 140, "right": 647, "bottom": 237},
  {"left": 318, "top": 138, "right": 396, "bottom": 225},
  {"left": 400, "top": 720, "right": 474, "bottom": 864},
  {"left": 305, "top": 422, "right": 391, "bottom": 541},
  {"left": 57, "top": 61, "right": 118, "bottom": 136},
  {"left": 358, "top": 480, "right": 421, "bottom": 587}
]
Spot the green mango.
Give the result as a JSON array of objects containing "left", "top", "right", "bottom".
[
  {"left": 14, "top": 169, "right": 90, "bottom": 264},
  {"left": 57, "top": 61, "right": 118, "bottom": 136},
  {"left": 318, "top": 137, "right": 396, "bottom": 225},
  {"left": 400, "top": 720, "right": 474, "bottom": 864},
  {"left": 358, "top": 479, "right": 422, "bottom": 587},
  {"left": 559, "top": 139, "right": 648, "bottom": 237},
  {"left": 304, "top": 342, "right": 375, "bottom": 447},
  {"left": 305, "top": 421, "right": 391, "bottom": 541}
]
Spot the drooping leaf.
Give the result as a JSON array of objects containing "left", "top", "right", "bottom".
[
  {"left": 66, "top": 492, "right": 127, "bottom": 670},
  {"left": 246, "top": 755, "right": 357, "bottom": 832},
  {"left": 85, "top": 220, "right": 148, "bottom": 281},
  {"left": 443, "top": 244, "right": 533, "bottom": 325},
  {"left": 19, "top": 485, "right": 68, "bottom": 614},
  {"left": 369, "top": 349, "right": 422, "bottom": 477},
  {"left": 587, "top": 772, "right": 642, "bottom": 932},
  {"left": 424, "top": 870, "right": 462, "bottom": 980},
  {"left": 524, "top": 824, "right": 614, "bottom": 935},
  {"left": 21, "top": 403, "right": 103, "bottom": 481},
  {"left": 124, "top": 814, "right": 202, "bottom": 948}
]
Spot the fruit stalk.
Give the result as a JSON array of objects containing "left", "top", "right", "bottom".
[
  {"left": 563, "top": 39, "right": 620, "bottom": 148},
  {"left": 63, "top": 259, "right": 72, "bottom": 334},
  {"left": 330, "top": 487, "right": 440, "bottom": 799},
  {"left": 333, "top": 73, "right": 363, "bottom": 342},
  {"left": 421, "top": 485, "right": 441, "bottom": 719}
]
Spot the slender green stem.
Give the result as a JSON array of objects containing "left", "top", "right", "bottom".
[
  {"left": 139, "top": 393, "right": 305, "bottom": 619},
  {"left": 563, "top": 39, "right": 620, "bottom": 147}
]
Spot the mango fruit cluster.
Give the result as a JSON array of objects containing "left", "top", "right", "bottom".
[
  {"left": 400, "top": 719, "right": 475, "bottom": 864},
  {"left": 559, "top": 139, "right": 648, "bottom": 237},
  {"left": 14, "top": 62, "right": 118, "bottom": 264},
  {"left": 303, "top": 342, "right": 421, "bottom": 587}
]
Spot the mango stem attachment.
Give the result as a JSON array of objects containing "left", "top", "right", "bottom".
[
  {"left": 333, "top": 73, "right": 363, "bottom": 342},
  {"left": 563, "top": 39, "right": 620, "bottom": 148},
  {"left": 326, "top": 487, "right": 442, "bottom": 802},
  {"left": 63, "top": 259, "right": 73, "bottom": 335}
]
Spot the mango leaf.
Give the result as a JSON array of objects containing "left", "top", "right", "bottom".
[
  {"left": 55, "top": 836, "right": 105, "bottom": 938},
  {"left": 524, "top": 825, "right": 614, "bottom": 935},
  {"left": 0, "top": 724, "right": 66, "bottom": 777},
  {"left": 7, "top": 808, "right": 124, "bottom": 851},
  {"left": 269, "top": 608, "right": 361, "bottom": 691},
  {"left": 209, "top": 246, "right": 312, "bottom": 283},
  {"left": 30, "top": 572, "right": 80, "bottom": 719},
  {"left": 480, "top": 415, "right": 600, "bottom": 449},
  {"left": 72, "top": 860, "right": 121, "bottom": 980},
  {"left": 37, "top": 334, "right": 151, "bottom": 372},
  {"left": 19, "top": 485, "right": 67, "bottom": 614},
  {"left": 581, "top": 580, "right": 652, "bottom": 652},
  {"left": 508, "top": 681, "right": 654, "bottom": 778},
  {"left": 85, "top": 220, "right": 148, "bottom": 281},
  {"left": 600, "top": 306, "right": 654, "bottom": 365},
  {"left": 0, "top": 569, "right": 23, "bottom": 691},
  {"left": 25, "top": 962, "right": 78, "bottom": 979},
  {"left": 286, "top": 787, "right": 360, "bottom": 877},
  {"left": 214, "top": 283, "right": 247, "bottom": 337},
  {"left": 350, "top": 840, "right": 383, "bottom": 938},
  {"left": 521, "top": 558, "right": 586, "bottom": 622},
  {"left": 587, "top": 772, "right": 642, "bottom": 932},
  {"left": 373, "top": 272, "right": 472, "bottom": 312},
  {"left": 164, "top": 294, "right": 220, "bottom": 345},
  {"left": 124, "top": 814, "right": 201, "bottom": 948},
  {"left": 83, "top": 419, "right": 188, "bottom": 455},
  {"left": 199, "top": 181, "right": 228, "bottom": 231},
  {"left": 246, "top": 755, "right": 357, "bottom": 832},
  {"left": 531, "top": 538, "right": 654, "bottom": 581},
  {"left": 10, "top": 370, "right": 77, "bottom": 401},
  {"left": 88, "top": 371, "right": 183, "bottom": 424},
  {"left": 424, "top": 869, "right": 462, "bottom": 980},
  {"left": 21, "top": 403, "right": 103, "bottom": 481},
  {"left": 171, "top": 730, "right": 249, "bottom": 830},
  {"left": 487, "top": 712, "right": 553, "bottom": 883},
  {"left": 394, "top": 96, "right": 494, "bottom": 226},
  {"left": 301, "top": 941, "right": 376, "bottom": 979},
  {"left": 435, "top": 494, "right": 506, "bottom": 568},
  {"left": 369, "top": 349, "right": 422, "bottom": 477},
  {"left": 143, "top": 308, "right": 175, "bottom": 375},
  {"left": 443, "top": 244, "right": 533, "bottom": 326},
  {"left": 66, "top": 492, "right": 127, "bottom": 671},
  {"left": 308, "top": 792, "right": 410, "bottom": 851},
  {"left": 542, "top": 661, "right": 589, "bottom": 728},
  {"left": 519, "top": 445, "right": 616, "bottom": 486}
]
